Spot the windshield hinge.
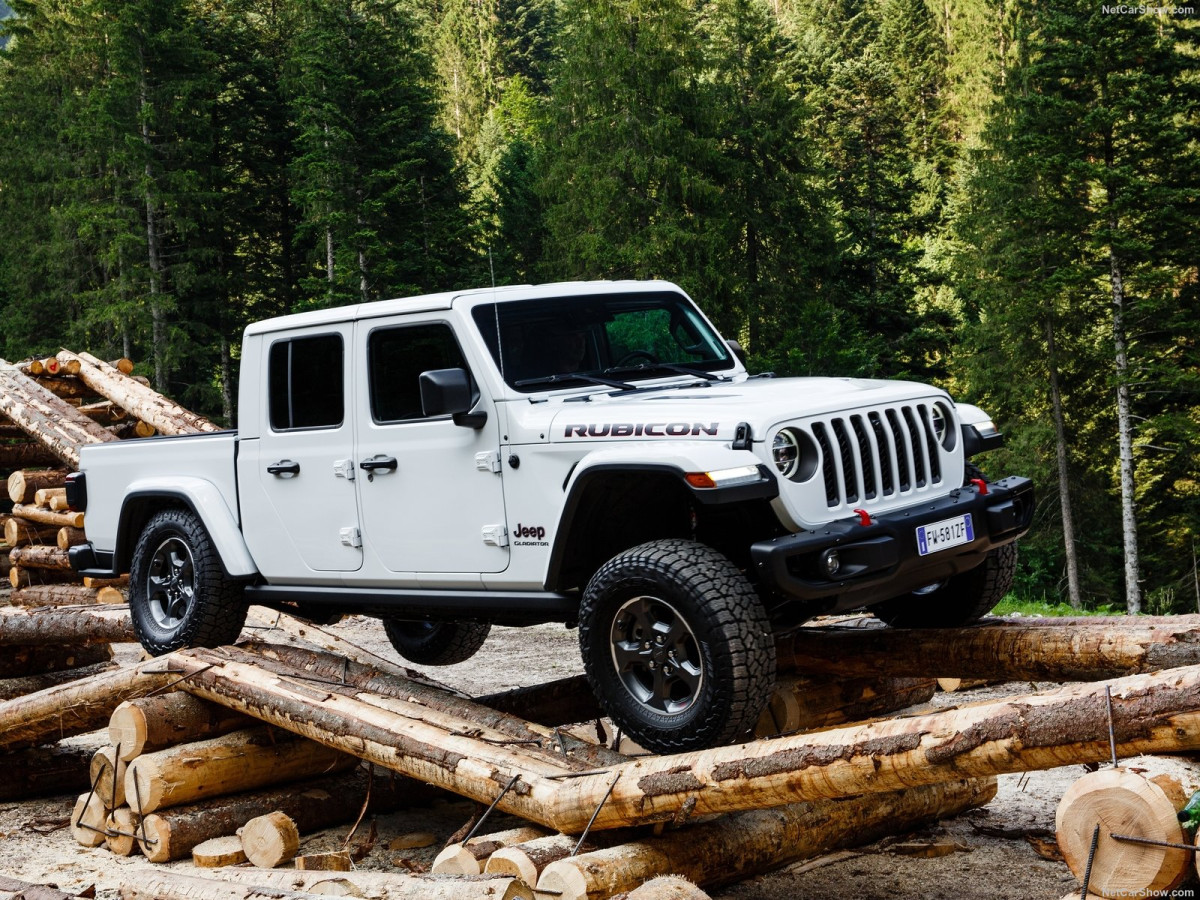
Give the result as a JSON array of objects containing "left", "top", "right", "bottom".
[
  {"left": 475, "top": 451, "right": 502, "bottom": 474},
  {"left": 482, "top": 524, "right": 509, "bottom": 547}
]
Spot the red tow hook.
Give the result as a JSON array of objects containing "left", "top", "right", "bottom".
[
  {"left": 970, "top": 478, "right": 988, "bottom": 496},
  {"left": 853, "top": 508, "right": 873, "bottom": 527}
]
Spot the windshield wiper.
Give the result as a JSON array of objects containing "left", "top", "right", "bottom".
[
  {"left": 602, "top": 362, "right": 725, "bottom": 382},
  {"left": 514, "top": 372, "right": 635, "bottom": 390}
]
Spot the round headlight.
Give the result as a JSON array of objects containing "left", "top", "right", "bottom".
[
  {"left": 772, "top": 430, "right": 800, "bottom": 479},
  {"left": 931, "top": 403, "right": 956, "bottom": 450}
]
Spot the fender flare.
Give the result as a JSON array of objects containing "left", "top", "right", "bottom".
[{"left": 116, "top": 478, "right": 258, "bottom": 579}]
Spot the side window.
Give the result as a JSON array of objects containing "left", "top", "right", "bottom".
[
  {"left": 268, "top": 334, "right": 344, "bottom": 431},
  {"left": 369, "top": 323, "right": 473, "bottom": 423}
]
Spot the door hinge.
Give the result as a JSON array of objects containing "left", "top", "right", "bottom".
[
  {"left": 481, "top": 524, "right": 509, "bottom": 547},
  {"left": 475, "top": 451, "right": 502, "bottom": 474},
  {"left": 333, "top": 458, "right": 356, "bottom": 481},
  {"left": 339, "top": 526, "right": 362, "bottom": 549}
]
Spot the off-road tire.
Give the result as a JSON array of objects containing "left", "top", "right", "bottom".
[
  {"left": 872, "top": 464, "right": 1017, "bottom": 628},
  {"left": 129, "top": 508, "right": 248, "bottom": 655},
  {"left": 383, "top": 620, "right": 491, "bottom": 666},
  {"left": 579, "top": 539, "right": 775, "bottom": 754}
]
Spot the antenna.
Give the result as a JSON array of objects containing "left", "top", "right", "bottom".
[{"left": 489, "top": 249, "right": 504, "bottom": 381}]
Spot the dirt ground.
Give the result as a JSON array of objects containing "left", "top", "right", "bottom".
[{"left": 0, "top": 610, "right": 1128, "bottom": 899}]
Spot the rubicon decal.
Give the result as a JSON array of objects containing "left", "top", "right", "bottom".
[{"left": 564, "top": 422, "right": 720, "bottom": 438}]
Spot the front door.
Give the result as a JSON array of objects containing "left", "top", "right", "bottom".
[{"left": 355, "top": 316, "right": 509, "bottom": 575}]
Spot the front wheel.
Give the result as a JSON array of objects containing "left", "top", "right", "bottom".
[
  {"left": 579, "top": 539, "right": 775, "bottom": 754},
  {"left": 129, "top": 508, "right": 248, "bottom": 655},
  {"left": 383, "top": 619, "right": 491, "bottom": 666}
]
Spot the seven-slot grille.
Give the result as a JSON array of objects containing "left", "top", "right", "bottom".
[{"left": 807, "top": 403, "right": 946, "bottom": 508}]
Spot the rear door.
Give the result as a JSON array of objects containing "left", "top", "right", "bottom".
[{"left": 238, "top": 326, "right": 362, "bottom": 577}]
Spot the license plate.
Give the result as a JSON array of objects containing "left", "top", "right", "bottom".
[{"left": 916, "top": 514, "right": 975, "bottom": 556}]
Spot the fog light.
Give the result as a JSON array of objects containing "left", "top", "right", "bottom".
[{"left": 821, "top": 549, "right": 841, "bottom": 578}]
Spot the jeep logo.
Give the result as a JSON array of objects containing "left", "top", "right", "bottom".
[
  {"left": 515, "top": 523, "right": 546, "bottom": 540},
  {"left": 563, "top": 422, "right": 720, "bottom": 438}
]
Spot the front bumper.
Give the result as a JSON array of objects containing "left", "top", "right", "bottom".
[{"left": 751, "top": 475, "right": 1034, "bottom": 615}]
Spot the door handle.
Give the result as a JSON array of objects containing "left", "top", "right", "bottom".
[
  {"left": 267, "top": 460, "right": 300, "bottom": 476},
  {"left": 359, "top": 455, "right": 398, "bottom": 473}
]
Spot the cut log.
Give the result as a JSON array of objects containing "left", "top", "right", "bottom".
[
  {"left": 8, "top": 545, "right": 71, "bottom": 570},
  {"left": 40, "top": 356, "right": 62, "bottom": 376},
  {"left": 937, "top": 678, "right": 995, "bottom": 693},
  {"left": 0, "top": 642, "right": 111, "bottom": 679},
  {"left": 32, "top": 487, "right": 67, "bottom": 508},
  {"left": 90, "top": 745, "right": 128, "bottom": 808},
  {"left": 776, "top": 615, "right": 1200, "bottom": 682},
  {"left": 0, "top": 742, "right": 94, "bottom": 800},
  {"left": 611, "top": 877, "right": 711, "bottom": 900},
  {"left": 193, "top": 869, "right": 535, "bottom": 900},
  {"left": 125, "top": 726, "right": 356, "bottom": 814},
  {"left": 134, "top": 767, "right": 421, "bottom": 863},
  {"left": 33, "top": 375, "right": 93, "bottom": 401},
  {"left": 84, "top": 576, "right": 128, "bottom": 590},
  {"left": 122, "top": 871, "right": 532, "bottom": 900},
  {"left": 10, "top": 585, "right": 103, "bottom": 608},
  {"left": 106, "top": 806, "right": 141, "bottom": 857},
  {"left": 432, "top": 826, "right": 551, "bottom": 875},
  {"left": 11, "top": 504, "right": 84, "bottom": 529},
  {"left": 478, "top": 674, "right": 603, "bottom": 727},
  {"left": 1056, "top": 762, "right": 1200, "bottom": 897},
  {"left": 754, "top": 675, "right": 937, "bottom": 738},
  {"left": 0, "top": 364, "right": 116, "bottom": 467},
  {"left": 5, "top": 519, "right": 60, "bottom": 546},
  {"left": 0, "top": 441, "right": 62, "bottom": 470},
  {"left": 0, "top": 661, "right": 119, "bottom": 701},
  {"left": 535, "top": 778, "right": 996, "bottom": 900},
  {"left": 0, "top": 603, "right": 135, "bottom": 646},
  {"left": 10, "top": 566, "right": 80, "bottom": 589},
  {"left": 58, "top": 351, "right": 221, "bottom": 436},
  {"left": 111, "top": 358, "right": 135, "bottom": 375},
  {"left": 70, "top": 791, "right": 110, "bottom": 847},
  {"left": 7, "top": 469, "right": 67, "bottom": 505},
  {"left": 241, "top": 810, "right": 300, "bottom": 868},
  {"left": 57, "top": 526, "right": 87, "bottom": 549},
  {"left": 295, "top": 851, "right": 351, "bottom": 871},
  {"left": 193, "top": 835, "right": 247, "bottom": 867},
  {"left": 486, "top": 834, "right": 601, "bottom": 886},
  {"left": 109, "top": 692, "right": 254, "bottom": 761},
  {"left": 0, "top": 877, "right": 91, "bottom": 900},
  {"left": 0, "top": 656, "right": 176, "bottom": 751}
]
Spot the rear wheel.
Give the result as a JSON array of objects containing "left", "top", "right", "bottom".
[
  {"left": 129, "top": 508, "right": 248, "bottom": 655},
  {"left": 579, "top": 539, "right": 775, "bottom": 754},
  {"left": 382, "top": 619, "right": 491, "bottom": 666}
]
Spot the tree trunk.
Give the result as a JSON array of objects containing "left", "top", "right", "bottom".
[
  {"left": 294, "top": 851, "right": 351, "bottom": 871},
  {"left": 125, "top": 727, "right": 356, "bottom": 814},
  {"left": 9, "top": 566, "right": 80, "bottom": 589},
  {"left": 7, "top": 469, "right": 68, "bottom": 504},
  {"left": 0, "top": 662, "right": 119, "bottom": 702},
  {"left": 58, "top": 526, "right": 87, "bottom": 549},
  {"left": 774, "top": 616, "right": 1200, "bottom": 682},
  {"left": 610, "top": 876, "right": 711, "bottom": 900},
  {"left": 0, "top": 643, "right": 111, "bottom": 679},
  {"left": 4, "top": 518, "right": 60, "bottom": 546},
  {"left": 0, "top": 743, "right": 94, "bottom": 801},
  {"left": 0, "top": 658, "right": 176, "bottom": 751},
  {"left": 71, "top": 791, "right": 110, "bottom": 848},
  {"left": 0, "top": 443, "right": 62, "bottom": 469},
  {"left": 1110, "top": 243, "right": 1142, "bottom": 614},
  {"left": 1046, "top": 317, "right": 1082, "bottom": 608},
  {"left": 10, "top": 585, "right": 105, "bottom": 608},
  {"left": 0, "top": 604, "right": 135, "bottom": 646},
  {"left": 187, "top": 869, "right": 534, "bottom": 900},
  {"left": 33, "top": 487, "right": 67, "bottom": 508},
  {"left": 55, "top": 351, "right": 220, "bottom": 436},
  {"left": 90, "top": 745, "right": 128, "bottom": 808},
  {"left": 106, "top": 806, "right": 141, "bottom": 857},
  {"left": 11, "top": 504, "right": 84, "bottom": 529},
  {"left": 754, "top": 676, "right": 936, "bottom": 738},
  {"left": 432, "top": 826, "right": 551, "bottom": 875},
  {"left": 8, "top": 545, "right": 71, "bottom": 570},
  {"left": 241, "top": 810, "right": 300, "bottom": 868},
  {"left": 32, "top": 375, "right": 93, "bottom": 401},
  {"left": 109, "top": 693, "right": 254, "bottom": 761},
  {"left": 0, "top": 366, "right": 116, "bottom": 467},
  {"left": 478, "top": 675, "right": 603, "bottom": 727},
  {"left": 536, "top": 778, "right": 997, "bottom": 900},
  {"left": 485, "top": 834, "right": 608, "bottom": 886}
]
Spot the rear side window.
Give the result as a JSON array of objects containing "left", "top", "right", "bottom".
[
  {"left": 268, "top": 334, "right": 344, "bottom": 430},
  {"left": 369, "top": 324, "right": 473, "bottom": 423}
]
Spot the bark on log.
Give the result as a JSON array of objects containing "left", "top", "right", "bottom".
[
  {"left": 485, "top": 834, "right": 601, "bottom": 886},
  {"left": 8, "top": 545, "right": 71, "bottom": 570},
  {"left": 189, "top": 869, "right": 535, "bottom": 900},
  {"left": 294, "top": 851, "right": 351, "bottom": 871},
  {"left": 478, "top": 675, "right": 603, "bottom": 727},
  {"left": 84, "top": 576, "right": 128, "bottom": 591},
  {"left": 10, "top": 585, "right": 103, "bottom": 608},
  {"left": 106, "top": 806, "right": 141, "bottom": 857},
  {"left": 241, "top": 810, "right": 300, "bottom": 868},
  {"left": 7, "top": 469, "right": 67, "bottom": 504},
  {"left": 57, "top": 526, "right": 86, "bottom": 549},
  {"left": 0, "top": 877, "right": 90, "bottom": 900},
  {"left": 134, "top": 767, "right": 421, "bottom": 862},
  {"left": 754, "top": 676, "right": 937, "bottom": 738},
  {"left": 11, "top": 504, "right": 84, "bottom": 529},
  {"left": 0, "top": 657, "right": 176, "bottom": 751},
  {"left": 123, "top": 872, "right": 532, "bottom": 900},
  {"left": 10, "top": 566, "right": 80, "bottom": 589},
  {"left": 0, "top": 444, "right": 62, "bottom": 470},
  {"left": 109, "top": 692, "right": 254, "bottom": 761},
  {"left": 0, "top": 661, "right": 119, "bottom": 701},
  {"left": 0, "top": 365, "right": 116, "bottom": 467},
  {"left": 1056, "top": 761, "right": 1200, "bottom": 897},
  {"left": 5, "top": 518, "right": 60, "bottom": 546},
  {"left": 536, "top": 778, "right": 996, "bottom": 900},
  {"left": 0, "top": 643, "right": 111, "bottom": 678},
  {"left": 432, "top": 826, "right": 552, "bottom": 875},
  {"left": 0, "top": 742, "right": 94, "bottom": 800},
  {"left": 611, "top": 877, "right": 711, "bottom": 900},
  {"left": 193, "top": 835, "right": 246, "bottom": 867},
  {"left": 33, "top": 375, "right": 93, "bottom": 401},
  {"left": 90, "top": 745, "right": 127, "bottom": 808},
  {"left": 0, "top": 604, "right": 135, "bottom": 646},
  {"left": 776, "top": 615, "right": 1200, "bottom": 682},
  {"left": 125, "top": 726, "right": 356, "bottom": 814},
  {"left": 58, "top": 351, "right": 220, "bottom": 436}
]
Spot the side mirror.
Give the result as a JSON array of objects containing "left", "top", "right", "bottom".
[
  {"left": 726, "top": 339, "right": 747, "bottom": 365},
  {"left": 419, "top": 368, "right": 487, "bottom": 429}
]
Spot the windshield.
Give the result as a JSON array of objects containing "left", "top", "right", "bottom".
[{"left": 471, "top": 291, "right": 735, "bottom": 392}]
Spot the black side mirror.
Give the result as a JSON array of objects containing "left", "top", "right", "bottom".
[
  {"left": 419, "top": 368, "right": 487, "bottom": 428},
  {"left": 727, "top": 339, "right": 748, "bottom": 365}
]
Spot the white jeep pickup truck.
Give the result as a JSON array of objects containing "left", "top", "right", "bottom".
[{"left": 68, "top": 280, "right": 1032, "bottom": 752}]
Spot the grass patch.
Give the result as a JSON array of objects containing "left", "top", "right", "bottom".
[{"left": 992, "top": 594, "right": 1124, "bottom": 617}]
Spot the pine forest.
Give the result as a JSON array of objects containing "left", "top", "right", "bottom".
[{"left": 0, "top": 0, "right": 1197, "bottom": 613}]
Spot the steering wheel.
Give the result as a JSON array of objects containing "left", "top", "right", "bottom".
[{"left": 616, "top": 350, "right": 659, "bottom": 366}]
